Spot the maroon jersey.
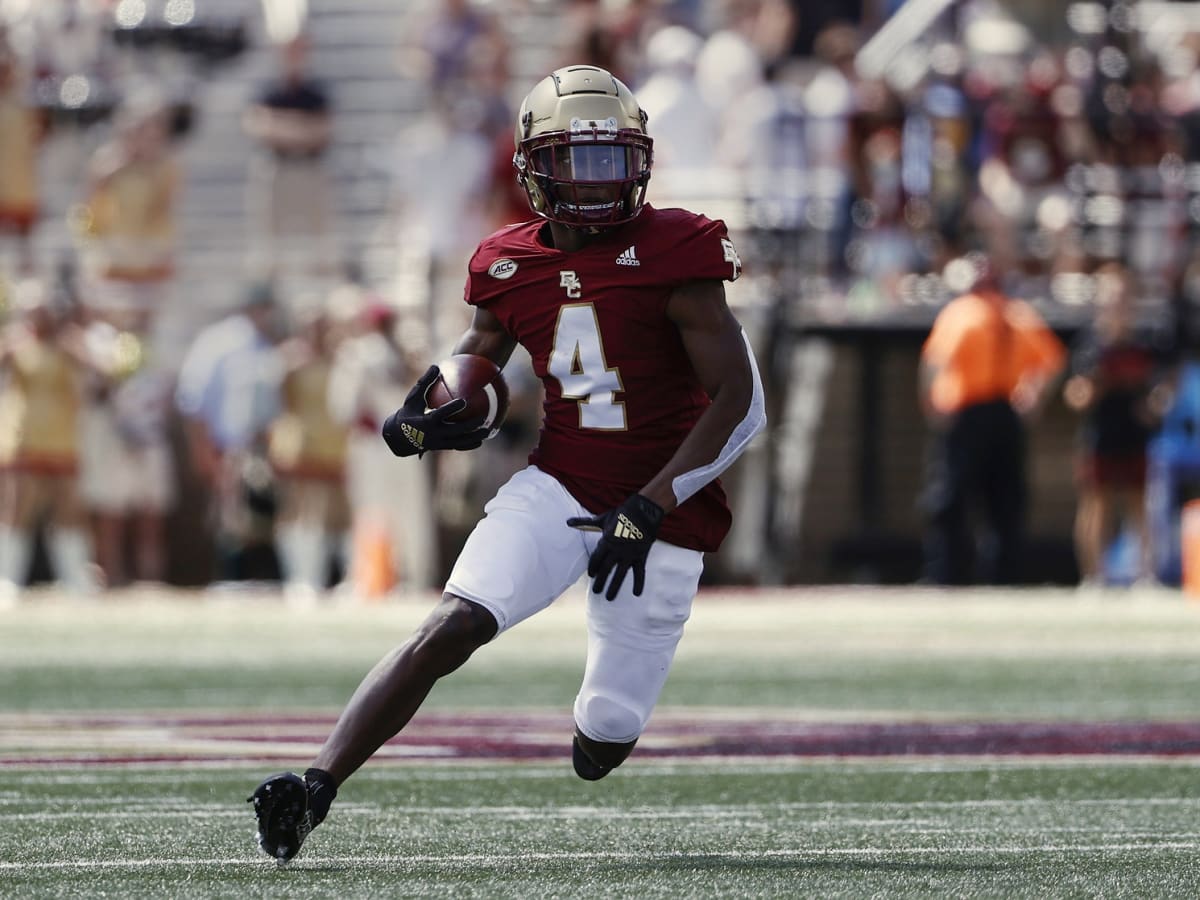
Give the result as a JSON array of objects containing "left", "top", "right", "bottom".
[{"left": 464, "top": 204, "right": 742, "bottom": 552}]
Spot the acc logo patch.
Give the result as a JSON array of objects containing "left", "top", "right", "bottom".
[{"left": 488, "top": 258, "right": 518, "bottom": 280}]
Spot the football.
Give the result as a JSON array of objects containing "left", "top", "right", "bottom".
[{"left": 426, "top": 353, "right": 511, "bottom": 438}]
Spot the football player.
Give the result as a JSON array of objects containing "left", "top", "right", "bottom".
[{"left": 250, "top": 64, "right": 767, "bottom": 863}]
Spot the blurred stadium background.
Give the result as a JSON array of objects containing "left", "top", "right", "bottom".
[
  {"left": 6, "top": 0, "right": 1200, "bottom": 592},
  {"left": 3, "top": 3, "right": 1200, "bottom": 895}
]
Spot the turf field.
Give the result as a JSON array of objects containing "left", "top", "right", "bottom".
[{"left": 3, "top": 584, "right": 1200, "bottom": 898}]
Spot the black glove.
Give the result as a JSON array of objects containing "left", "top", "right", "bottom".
[
  {"left": 567, "top": 493, "right": 664, "bottom": 600},
  {"left": 381, "top": 365, "right": 488, "bottom": 458}
]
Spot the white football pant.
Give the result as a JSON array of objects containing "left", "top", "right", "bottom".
[{"left": 446, "top": 466, "right": 703, "bottom": 744}]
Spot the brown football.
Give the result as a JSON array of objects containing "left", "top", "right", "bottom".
[{"left": 426, "top": 354, "right": 511, "bottom": 437}]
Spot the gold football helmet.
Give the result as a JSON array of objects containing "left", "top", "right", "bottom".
[{"left": 513, "top": 65, "right": 653, "bottom": 228}]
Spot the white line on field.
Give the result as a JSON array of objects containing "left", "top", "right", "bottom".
[
  {"left": 7, "top": 757, "right": 1200, "bottom": 788},
  {"left": 3, "top": 798, "right": 1199, "bottom": 820},
  {"left": 4, "top": 843, "right": 1200, "bottom": 871}
]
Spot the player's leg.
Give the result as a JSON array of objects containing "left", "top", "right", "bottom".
[
  {"left": 311, "top": 593, "right": 499, "bottom": 783},
  {"left": 979, "top": 406, "right": 1026, "bottom": 585},
  {"left": 0, "top": 470, "right": 41, "bottom": 598},
  {"left": 130, "top": 442, "right": 175, "bottom": 584},
  {"left": 251, "top": 591, "right": 500, "bottom": 863},
  {"left": 1123, "top": 479, "right": 1153, "bottom": 583},
  {"left": 571, "top": 540, "right": 704, "bottom": 780},
  {"left": 77, "top": 405, "right": 129, "bottom": 587},
  {"left": 1073, "top": 482, "right": 1106, "bottom": 585},
  {"left": 252, "top": 466, "right": 589, "bottom": 861},
  {"left": 275, "top": 476, "right": 329, "bottom": 603},
  {"left": 921, "top": 419, "right": 973, "bottom": 585},
  {"left": 45, "top": 473, "right": 99, "bottom": 595},
  {"left": 311, "top": 467, "right": 589, "bottom": 782}
]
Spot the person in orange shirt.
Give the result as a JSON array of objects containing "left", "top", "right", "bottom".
[{"left": 918, "top": 256, "right": 1067, "bottom": 585}]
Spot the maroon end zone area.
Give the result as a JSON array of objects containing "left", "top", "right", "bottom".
[{"left": 5, "top": 711, "right": 1200, "bottom": 766}]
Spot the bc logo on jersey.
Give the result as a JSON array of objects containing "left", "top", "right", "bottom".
[
  {"left": 560, "top": 271, "right": 582, "bottom": 298},
  {"left": 721, "top": 238, "right": 742, "bottom": 280}
]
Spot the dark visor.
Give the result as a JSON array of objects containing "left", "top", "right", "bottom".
[{"left": 531, "top": 144, "right": 642, "bottom": 181}]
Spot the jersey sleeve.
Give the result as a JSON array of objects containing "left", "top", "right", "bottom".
[
  {"left": 464, "top": 227, "right": 523, "bottom": 309},
  {"left": 658, "top": 212, "right": 743, "bottom": 284}
]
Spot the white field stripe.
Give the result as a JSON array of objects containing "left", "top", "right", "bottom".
[
  {"left": 5, "top": 843, "right": 1200, "bottom": 871},
  {"left": 5, "top": 757, "right": 1199, "bottom": 787},
  {"left": 6, "top": 802, "right": 1200, "bottom": 827}
]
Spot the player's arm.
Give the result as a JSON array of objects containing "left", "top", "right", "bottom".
[
  {"left": 642, "top": 279, "right": 766, "bottom": 514},
  {"left": 566, "top": 279, "right": 766, "bottom": 600},
  {"left": 451, "top": 306, "right": 518, "bottom": 369},
  {"left": 381, "top": 306, "right": 517, "bottom": 458}
]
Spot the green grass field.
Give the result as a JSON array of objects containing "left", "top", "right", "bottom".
[{"left": 3, "top": 585, "right": 1200, "bottom": 898}]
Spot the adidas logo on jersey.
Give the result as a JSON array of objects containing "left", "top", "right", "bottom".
[
  {"left": 615, "top": 246, "right": 640, "bottom": 267},
  {"left": 613, "top": 513, "right": 643, "bottom": 541}
]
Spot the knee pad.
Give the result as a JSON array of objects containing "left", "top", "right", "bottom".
[{"left": 576, "top": 693, "right": 644, "bottom": 746}]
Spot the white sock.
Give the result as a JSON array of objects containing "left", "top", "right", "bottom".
[
  {"left": 277, "top": 524, "right": 326, "bottom": 592},
  {"left": 47, "top": 529, "right": 98, "bottom": 594},
  {"left": 0, "top": 526, "right": 32, "bottom": 588}
]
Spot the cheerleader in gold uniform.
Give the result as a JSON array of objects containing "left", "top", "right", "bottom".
[
  {"left": 0, "top": 280, "right": 99, "bottom": 600},
  {"left": 78, "top": 92, "right": 180, "bottom": 585},
  {"left": 268, "top": 309, "right": 349, "bottom": 602}
]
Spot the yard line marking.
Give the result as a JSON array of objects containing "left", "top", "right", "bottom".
[{"left": 5, "top": 843, "right": 1200, "bottom": 871}]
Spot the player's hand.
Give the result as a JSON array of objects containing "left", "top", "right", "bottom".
[
  {"left": 381, "top": 365, "right": 488, "bottom": 458},
  {"left": 567, "top": 494, "right": 664, "bottom": 600}
]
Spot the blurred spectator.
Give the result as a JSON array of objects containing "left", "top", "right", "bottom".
[
  {"left": 406, "top": 0, "right": 502, "bottom": 86},
  {"left": 696, "top": 0, "right": 765, "bottom": 128},
  {"left": 383, "top": 85, "right": 493, "bottom": 351},
  {"left": 1063, "top": 263, "right": 1175, "bottom": 587},
  {"left": 175, "top": 283, "right": 284, "bottom": 583},
  {"left": 242, "top": 33, "right": 337, "bottom": 285},
  {"left": 79, "top": 88, "right": 180, "bottom": 318},
  {"left": 556, "top": 0, "right": 665, "bottom": 86},
  {"left": 77, "top": 88, "right": 181, "bottom": 586},
  {"left": 844, "top": 78, "right": 917, "bottom": 307},
  {"left": 918, "top": 256, "right": 1067, "bottom": 585},
  {"left": 635, "top": 25, "right": 720, "bottom": 209},
  {"left": 0, "top": 33, "right": 43, "bottom": 276},
  {"left": 327, "top": 295, "right": 436, "bottom": 596},
  {"left": 803, "top": 22, "right": 859, "bottom": 276},
  {"left": 1146, "top": 355, "right": 1200, "bottom": 587},
  {"left": 454, "top": 29, "right": 520, "bottom": 232},
  {"left": 79, "top": 305, "right": 176, "bottom": 586},
  {"left": 19, "top": 0, "right": 111, "bottom": 85},
  {"left": 268, "top": 303, "right": 350, "bottom": 605},
  {"left": 485, "top": 125, "right": 534, "bottom": 231},
  {"left": 696, "top": 0, "right": 794, "bottom": 120},
  {"left": 0, "top": 277, "right": 99, "bottom": 602},
  {"left": 558, "top": 0, "right": 623, "bottom": 80},
  {"left": 972, "top": 54, "right": 1077, "bottom": 280}
]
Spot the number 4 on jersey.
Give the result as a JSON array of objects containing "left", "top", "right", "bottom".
[{"left": 549, "top": 304, "right": 626, "bottom": 430}]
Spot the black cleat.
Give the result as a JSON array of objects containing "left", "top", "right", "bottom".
[
  {"left": 248, "top": 772, "right": 318, "bottom": 864},
  {"left": 572, "top": 734, "right": 613, "bottom": 781}
]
